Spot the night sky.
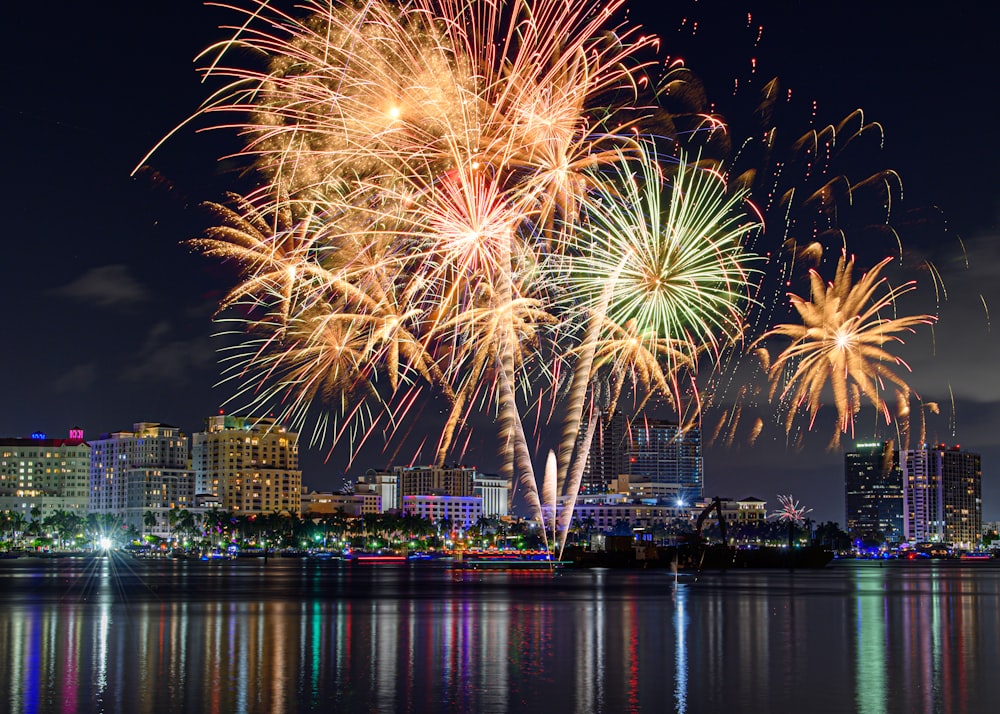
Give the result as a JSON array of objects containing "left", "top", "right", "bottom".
[{"left": 4, "top": 1, "right": 998, "bottom": 524}]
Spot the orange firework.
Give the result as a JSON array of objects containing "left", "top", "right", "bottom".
[{"left": 760, "top": 254, "right": 936, "bottom": 447}]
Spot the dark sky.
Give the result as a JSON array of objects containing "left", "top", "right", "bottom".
[{"left": 3, "top": 1, "right": 998, "bottom": 524}]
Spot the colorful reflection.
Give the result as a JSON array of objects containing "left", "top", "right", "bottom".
[{"left": 1, "top": 559, "right": 1000, "bottom": 712}]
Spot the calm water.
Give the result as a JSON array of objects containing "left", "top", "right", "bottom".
[{"left": 1, "top": 554, "right": 999, "bottom": 713}]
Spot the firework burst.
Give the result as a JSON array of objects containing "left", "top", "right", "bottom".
[
  {"left": 769, "top": 494, "right": 812, "bottom": 526},
  {"left": 148, "top": 0, "right": 941, "bottom": 535},
  {"left": 759, "top": 254, "right": 936, "bottom": 447}
]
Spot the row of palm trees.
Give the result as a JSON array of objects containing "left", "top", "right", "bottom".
[
  {"left": 1, "top": 506, "right": 538, "bottom": 552},
  {"left": 141, "top": 508, "right": 547, "bottom": 553},
  {"left": 1, "top": 508, "right": 129, "bottom": 550},
  {"left": 6, "top": 505, "right": 837, "bottom": 554}
]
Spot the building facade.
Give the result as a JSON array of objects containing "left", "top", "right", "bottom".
[
  {"left": 473, "top": 474, "right": 509, "bottom": 518},
  {"left": 692, "top": 496, "right": 769, "bottom": 530},
  {"left": 582, "top": 410, "right": 628, "bottom": 494},
  {"left": 0, "top": 429, "right": 90, "bottom": 519},
  {"left": 357, "top": 469, "right": 400, "bottom": 512},
  {"left": 583, "top": 414, "right": 703, "bottom": 504},
  {"left": 401, "top": 495, "right": 483, "bottom": 531},
  {"left": 191, "top": 415, "right": 302, "bottom": 516},
  {"left": 89, "top": 422, "right": 194, "bottom": 538},
  {"left": 301, "top": 490, "right": 380, "bottom": 517},
  {"left": 571, "top": 497, "right": 690, "bottom": 533},
  {"left": 360, "top": 465, "right": 509, "bottom": 517},
  {"left": 844, "top": 440, "right": 904, "bottom": 545},
  {"left": 901, "top": 444, "right": 982, "bottom": 548},
  {"left": 623, "top": 420, "right": 703, "bottom": 504}
]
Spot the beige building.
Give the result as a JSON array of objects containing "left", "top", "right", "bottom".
[
  {"left": 192, "top": 415, "right": 302, "bottom": 516},
  {"left": 0, "top": 429, "right": 90, "bottom": 519},
  {"left": 902, "top": 445, "right": 982, "bottom": 549},
  {"left": 356, "top": 469, "right": 400, "bottom": 512},
  {"left": 301, "top": 489, "right": 379, "bottom": 517},
  {"left": 692, "top": 497, "right": 769, "bottom": 528}
]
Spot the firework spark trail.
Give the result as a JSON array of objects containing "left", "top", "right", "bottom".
[
  {"left": 542, "top": 449, "right": 557, "bottom": 549},
  {"left": 556, "top": 408, "right": 598, "bottom": 560},
  {"left": 652, "top": 16, "right": 928, "bottom": 446}
]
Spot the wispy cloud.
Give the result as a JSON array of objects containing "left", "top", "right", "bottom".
[
  {"left": 54, "top": 264, "right": 150, "bottom": 309},
  {"left": 122, "top": 321, "right": 215, "bottom": 385},
  {"left": 50, "top": 363, "right": 98, "bottom": 393}
]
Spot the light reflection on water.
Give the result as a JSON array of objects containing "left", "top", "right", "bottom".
[{"left": 1, "top": 556, "right": 999, "bottom": 713}]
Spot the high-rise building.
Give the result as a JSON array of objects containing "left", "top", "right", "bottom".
[
  {"left": 0, "top": 429, "right": 90, "bottom": 518},
  {"left": 583, "top": 413, "right": 703, "bottom": 504},
  {"left": 582, "top": 410, "right": 627, "bottom": 494},
  {"left": 844, "top": 440, "right": 903, "bottom": 545},
  {"left": 901, "top": 444, "right": 982, "bottom": 548},
  {"left": 624, "top": 419, "right": 703, "bottom": 504},
  {"left": 89, "top": 422, "right": 194, "bottom": 538},
  {"left": 191, "top": 415, "right": 302, "bottom": 516}
]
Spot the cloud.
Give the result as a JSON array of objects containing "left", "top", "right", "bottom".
[
  {"left": 53, "top": 264, "right": 150, "bottom": 309},
  {"left": 50, "top": 363, "right": 98, "bottom": 393},
  {"left": 122, "top": 321, "right": 215, "bottom": 385}
]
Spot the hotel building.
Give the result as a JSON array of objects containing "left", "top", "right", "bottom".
[
  {"left": 0, "top": 429, "right": 90, "bottom": 518},
  {"left": 191, "top": 415, "right": 302, "bottom": 516}
]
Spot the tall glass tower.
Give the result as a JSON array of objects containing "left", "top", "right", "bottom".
[
  {"left": 624, "top": 419, "right": 702, "bottom": 504},
  {"left": 844, "top": 440, "right": 903, "bottom": 546}
]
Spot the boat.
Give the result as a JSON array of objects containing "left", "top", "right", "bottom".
[
  {"left": 463, "top": 557, "right": 569, "bottom": 571},
  {"left": 458, "top": 551, "right": 569, "bottom": 570},
  {"left": 348, "top": 552, "right": 407, "bottom": 563},
  {"left": 307, "top": 550, "right": 344, "bottom": 561}
]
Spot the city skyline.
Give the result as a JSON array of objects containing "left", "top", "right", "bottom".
[{"left": 3, "top": 1, "right": 998, "bottom": 525}]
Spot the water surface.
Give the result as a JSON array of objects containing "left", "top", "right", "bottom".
[{"left": 1, "top": 555, "right": 998, "bottom": 713}]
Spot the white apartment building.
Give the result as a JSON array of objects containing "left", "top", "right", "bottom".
[
  {"left": 402, "top": 495, "right": 483, "bottom": 531},
  {"left": 89, "top": 422, "right": 194, "bottom": 538}
]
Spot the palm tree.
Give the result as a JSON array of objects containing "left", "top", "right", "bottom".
[
  {"left": 362, "top": 513, "right": 381, "bottom": 550},
  {"left": 25, "top": 505, "right": 43, "bottom": 541},
  {"left": 62, "top": 512, "right": 86, "bottom": 549},
  {"left": 42, "top": 509, "right": 73, "bottom": 549},
  {"left": 176, "top": 509, "right": 196, "bottom": 546},
  {"left": 86, "top": 513, "right": 123, "bottom": 549},
  {"left": 1, "top": 510, "right": 26, "bottom": 549},
  {"left": 143, "top": 510, "right": 158, "bottom": 537}
]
